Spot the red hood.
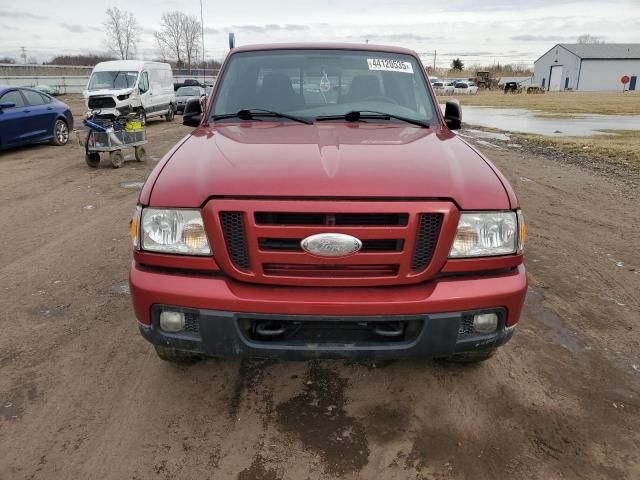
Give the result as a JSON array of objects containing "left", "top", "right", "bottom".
[{"left": 147, "top": 122, "right": 511, "bottom": 210}]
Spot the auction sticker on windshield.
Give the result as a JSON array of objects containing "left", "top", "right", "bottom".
[{"left": 367, "top": 58, "right": 414, "bottom": 74}]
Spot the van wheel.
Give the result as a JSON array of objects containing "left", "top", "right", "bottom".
[
  {"left": 154, "top": 345, "right": 201, "bottom": 364},
  {"left": 51, "top": 119, "right": 69, "bottom": 146},
  {"left": 85, "top": 152, "right": 100, "bottom": 168},
  {"left": 110, "top": 150, "right": 124, "bottom": 168},
  {"left": 165, "top": 106, "right": 175, "bottom": 121},
  {"left": 134, "top": 146, "right": 147, "bottom": 162}
]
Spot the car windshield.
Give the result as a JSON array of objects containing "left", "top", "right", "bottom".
[
  {"left": 177, "top": 87, "right": 200, "bottom": 96},
  {"left": 211, "top": 49, "right": 437, "bottom": 125},
  {"left": 88, "top": 71, "right": 138, "bottom": 90}
]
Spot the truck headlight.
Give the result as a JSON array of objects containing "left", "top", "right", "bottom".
[
  {"left": 140, "top": 208, "right": 211, "bottom": 255},
  {"left": 449, "top": 211, "right": 522, "bottom": 258}
]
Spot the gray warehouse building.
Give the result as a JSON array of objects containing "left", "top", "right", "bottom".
[{"left": 533, "top": 43, "right": 639, "bottom": 91}]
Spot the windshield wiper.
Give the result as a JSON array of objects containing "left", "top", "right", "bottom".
[
  {"left": 211, "top": 108, "right": 312, "bottom": 125},
  {"left": 316, "top": 110, "right": 429, "bottom": 128}
]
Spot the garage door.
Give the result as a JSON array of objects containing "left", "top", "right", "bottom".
[{"left": 549, "top": 66, "right": 563, "bottom": 91}]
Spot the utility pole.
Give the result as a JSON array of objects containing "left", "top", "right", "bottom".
[
  {"left": 200, "top": 0, "right": 206, "bottom": 86},
  {"left": 433, "top": 49, "right": 437, "bottom": 72},
  {"left": 20, "top": 47, "right": 27, "bottom": 64}
]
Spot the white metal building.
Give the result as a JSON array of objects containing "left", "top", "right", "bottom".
[{"left": 533, "top": 44, "right": 640, "bottom": 92}]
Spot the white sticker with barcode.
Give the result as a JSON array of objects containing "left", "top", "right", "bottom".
[{"left": 367, "top": 58, "right": 414, "bottom": 74}]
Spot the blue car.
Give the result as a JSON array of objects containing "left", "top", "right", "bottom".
[{"left": 0, "top": 86, "right": 74, "bottom": 150}]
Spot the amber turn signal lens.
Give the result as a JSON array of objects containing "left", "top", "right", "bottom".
[{"left": 183, "top": 222, "right": 208, "bottom": 250}]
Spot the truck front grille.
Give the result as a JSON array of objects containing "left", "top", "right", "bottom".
[
  {"left": 411, "top": 214, "right": 443, "bottom": 272},
  {"left": 88, "top": 95, "right": 116, "bottom": 109},
  {"left": 220, "top": 212, "right": 250, "bottom": 271},
  {"left": 210, "top": 200, "right": 454, "bottom": 287}
]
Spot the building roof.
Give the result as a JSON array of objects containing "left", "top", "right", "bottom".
[{"left": 559, "top": 43, "right": 640, "bottom": 60}]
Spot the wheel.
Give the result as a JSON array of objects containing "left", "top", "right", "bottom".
[
  {"left": 110, "top": 150, "right": 124, "bottom": 168},
  {"left": 165, "top": 106, "right": 175, "bottom": 121},
  {"left": 447, "top": 349, "right": 497, "bottom": 364},
  {"left": 154, "top": 345, "right": 201, "bottom": 364},
  {"left": 85, "top": 152, "right": 100, "bottom": 168},
  {"left": 134, "top": 146, "right": 147, "bottom": 162},
  {"left": 51, "top": 119, "right": 69, "bottom": 146}
]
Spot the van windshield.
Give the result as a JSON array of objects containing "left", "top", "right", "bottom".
[
  {"left": 211, "top": 49, "right": 436, "bottom": 124},
  {"left": 88, "top": 71, "right": 138, "bottom": 90}
]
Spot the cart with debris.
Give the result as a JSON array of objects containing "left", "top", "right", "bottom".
[{"left": 77, "top": 112, "right": 148, "bottom": 168}]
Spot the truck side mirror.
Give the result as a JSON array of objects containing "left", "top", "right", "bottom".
[
  {"left": 183, "top": 98, "right": 202, "bottom": 127},
  {"left": 444, "top": 100, "right": 462, "bottom": 130}
]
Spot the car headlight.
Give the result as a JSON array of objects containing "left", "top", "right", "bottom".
[
  {"left": 449, "top": 211, "right": 524, "bottom": 258},
  {"left": 135, "top": 208, "right": 211, "bottom": 255}
]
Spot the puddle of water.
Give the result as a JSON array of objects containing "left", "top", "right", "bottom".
[
  {"left": 441, "top": 105, "right": 640, "bottom": 137},
  {"left": 110, "top": 281, "right": 130, "bottom": 295},
  {"left": 463, "top": 128, "right": 511, "bottom": 141},
  {"left": 525, "top": 288, "right": 582, "bottom": 355},
  {"left": 120, "top": 181, "right": 144, "bottom": 190}
]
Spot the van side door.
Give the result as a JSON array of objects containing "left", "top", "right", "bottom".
[{"left": 138, "top": 71, "right": 151, "bottom": 111}]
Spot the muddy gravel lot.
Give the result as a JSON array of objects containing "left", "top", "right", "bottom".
[{"left": 1, "top": 96, "right": 638, "bottom": 479}]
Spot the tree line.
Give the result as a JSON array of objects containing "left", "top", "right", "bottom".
[{"left": 104, "top": 7, "right": 205, "bottom": 71}]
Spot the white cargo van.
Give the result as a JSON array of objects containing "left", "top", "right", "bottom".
[{"left": 84, "top": 60, "right": 176, "bottom": 123}]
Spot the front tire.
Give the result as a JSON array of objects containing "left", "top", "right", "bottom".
[
  {"left": 110, "top": 150, "right": 124, "bottom": 168},
  {"left": 85, "top": 152, "right": 100, "bottom": 168},
  {"left": 165, "top": 106, "right": 175, "bottom": 121},
  {"left": 154, "top": 345, "right": 201, "bottom": 364},
  {"left": 51, "top": 119, "right": 69, "bottom": 146},
  {"left": 134, "top": 145, "right": 147, "bottom": 162}
]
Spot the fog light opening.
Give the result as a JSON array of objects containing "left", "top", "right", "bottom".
[
  {"left": 160, "top": 311, "right": 185, "bottom": 333},
  {"left": 473, "top": 313, "right": 498, "bottom": 334}
]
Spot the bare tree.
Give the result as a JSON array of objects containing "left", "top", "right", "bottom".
[
  {"left": 104, "top": 8, "right": 139, "bottom": 60},
  {"left": 577, "top": 34, "right": 605, "bottom": 44},
  {"left": 155, "top": 11, "right": 185, "bottom": 68},
  {"left": 182, "top": 15, "right": 201, "bottom": 73}
]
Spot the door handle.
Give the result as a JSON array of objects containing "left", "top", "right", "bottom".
[
  {"left": 47, "top": 107, "right": 53, "bottom": 110},
  {"left": 23, "top": 109, "right": 31, "bottom": 113}
]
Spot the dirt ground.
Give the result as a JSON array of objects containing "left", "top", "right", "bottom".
[{"left": 1, "top": 96, "right": 638, "bottom": 480}]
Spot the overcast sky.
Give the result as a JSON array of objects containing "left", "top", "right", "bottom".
[{"left": 1, "top": 0, "right": 638, "bottom": 68}]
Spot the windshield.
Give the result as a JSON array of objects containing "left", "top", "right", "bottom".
[
  {"left": 88, "top": 71, "right": 138, "bottom": 90},
  {"left": 211, "top": 49, "right": 436, "bottom": 124},
  {"left": 177, "top": 87, "right": 200, "bottom": 96}
]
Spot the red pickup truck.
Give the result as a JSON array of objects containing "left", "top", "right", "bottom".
[{"left": 129, "top": 43, "right": 527, "bottom": 363}]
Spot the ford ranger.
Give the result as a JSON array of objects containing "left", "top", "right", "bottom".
[{"left": 129, "top": 44, "right": 527, "bottom": 363}]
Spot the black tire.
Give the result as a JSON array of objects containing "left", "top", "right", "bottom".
[
  {"left": 85, "top": 152, "right": 100, "bottom": 168},
  {"left": 134, "top": 146, "right": 147, "bottom": 162},
  {"left": 110, "top": 150, "right": 124, "bottom": 168},
  {"left": 51, "top": 119, "right": 69, "bottom": 146},
  {"left": 154, "top": 345, "right": 201, "bottom": 364},
  {"left": 165, "top": 106, "right": 175, "bottom": 121},
  {"left": 448, "top": 348, "right": 497, "bottom": 364}
]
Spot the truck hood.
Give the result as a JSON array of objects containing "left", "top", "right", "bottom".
[
  {"left": 149, "top": 122, "right": 511, "bottom": 210},
  {"left": 83, "top": 87, "right": 134, "bottom": 98}
]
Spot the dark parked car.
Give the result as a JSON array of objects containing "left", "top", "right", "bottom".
[
  {"left": 175, "top": 86, "right": 205, "bottom": 114},
  {"left": 0, "top": 86, "right": 73, "bottom": 150}
]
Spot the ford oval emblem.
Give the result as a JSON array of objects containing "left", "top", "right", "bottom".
[{"left": 301, "top": 233, "right": 362, "bottom": 257}]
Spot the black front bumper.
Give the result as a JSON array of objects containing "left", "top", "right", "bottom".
[{"left": 138, "top": 306, "right": 514, "bottom": 360}]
